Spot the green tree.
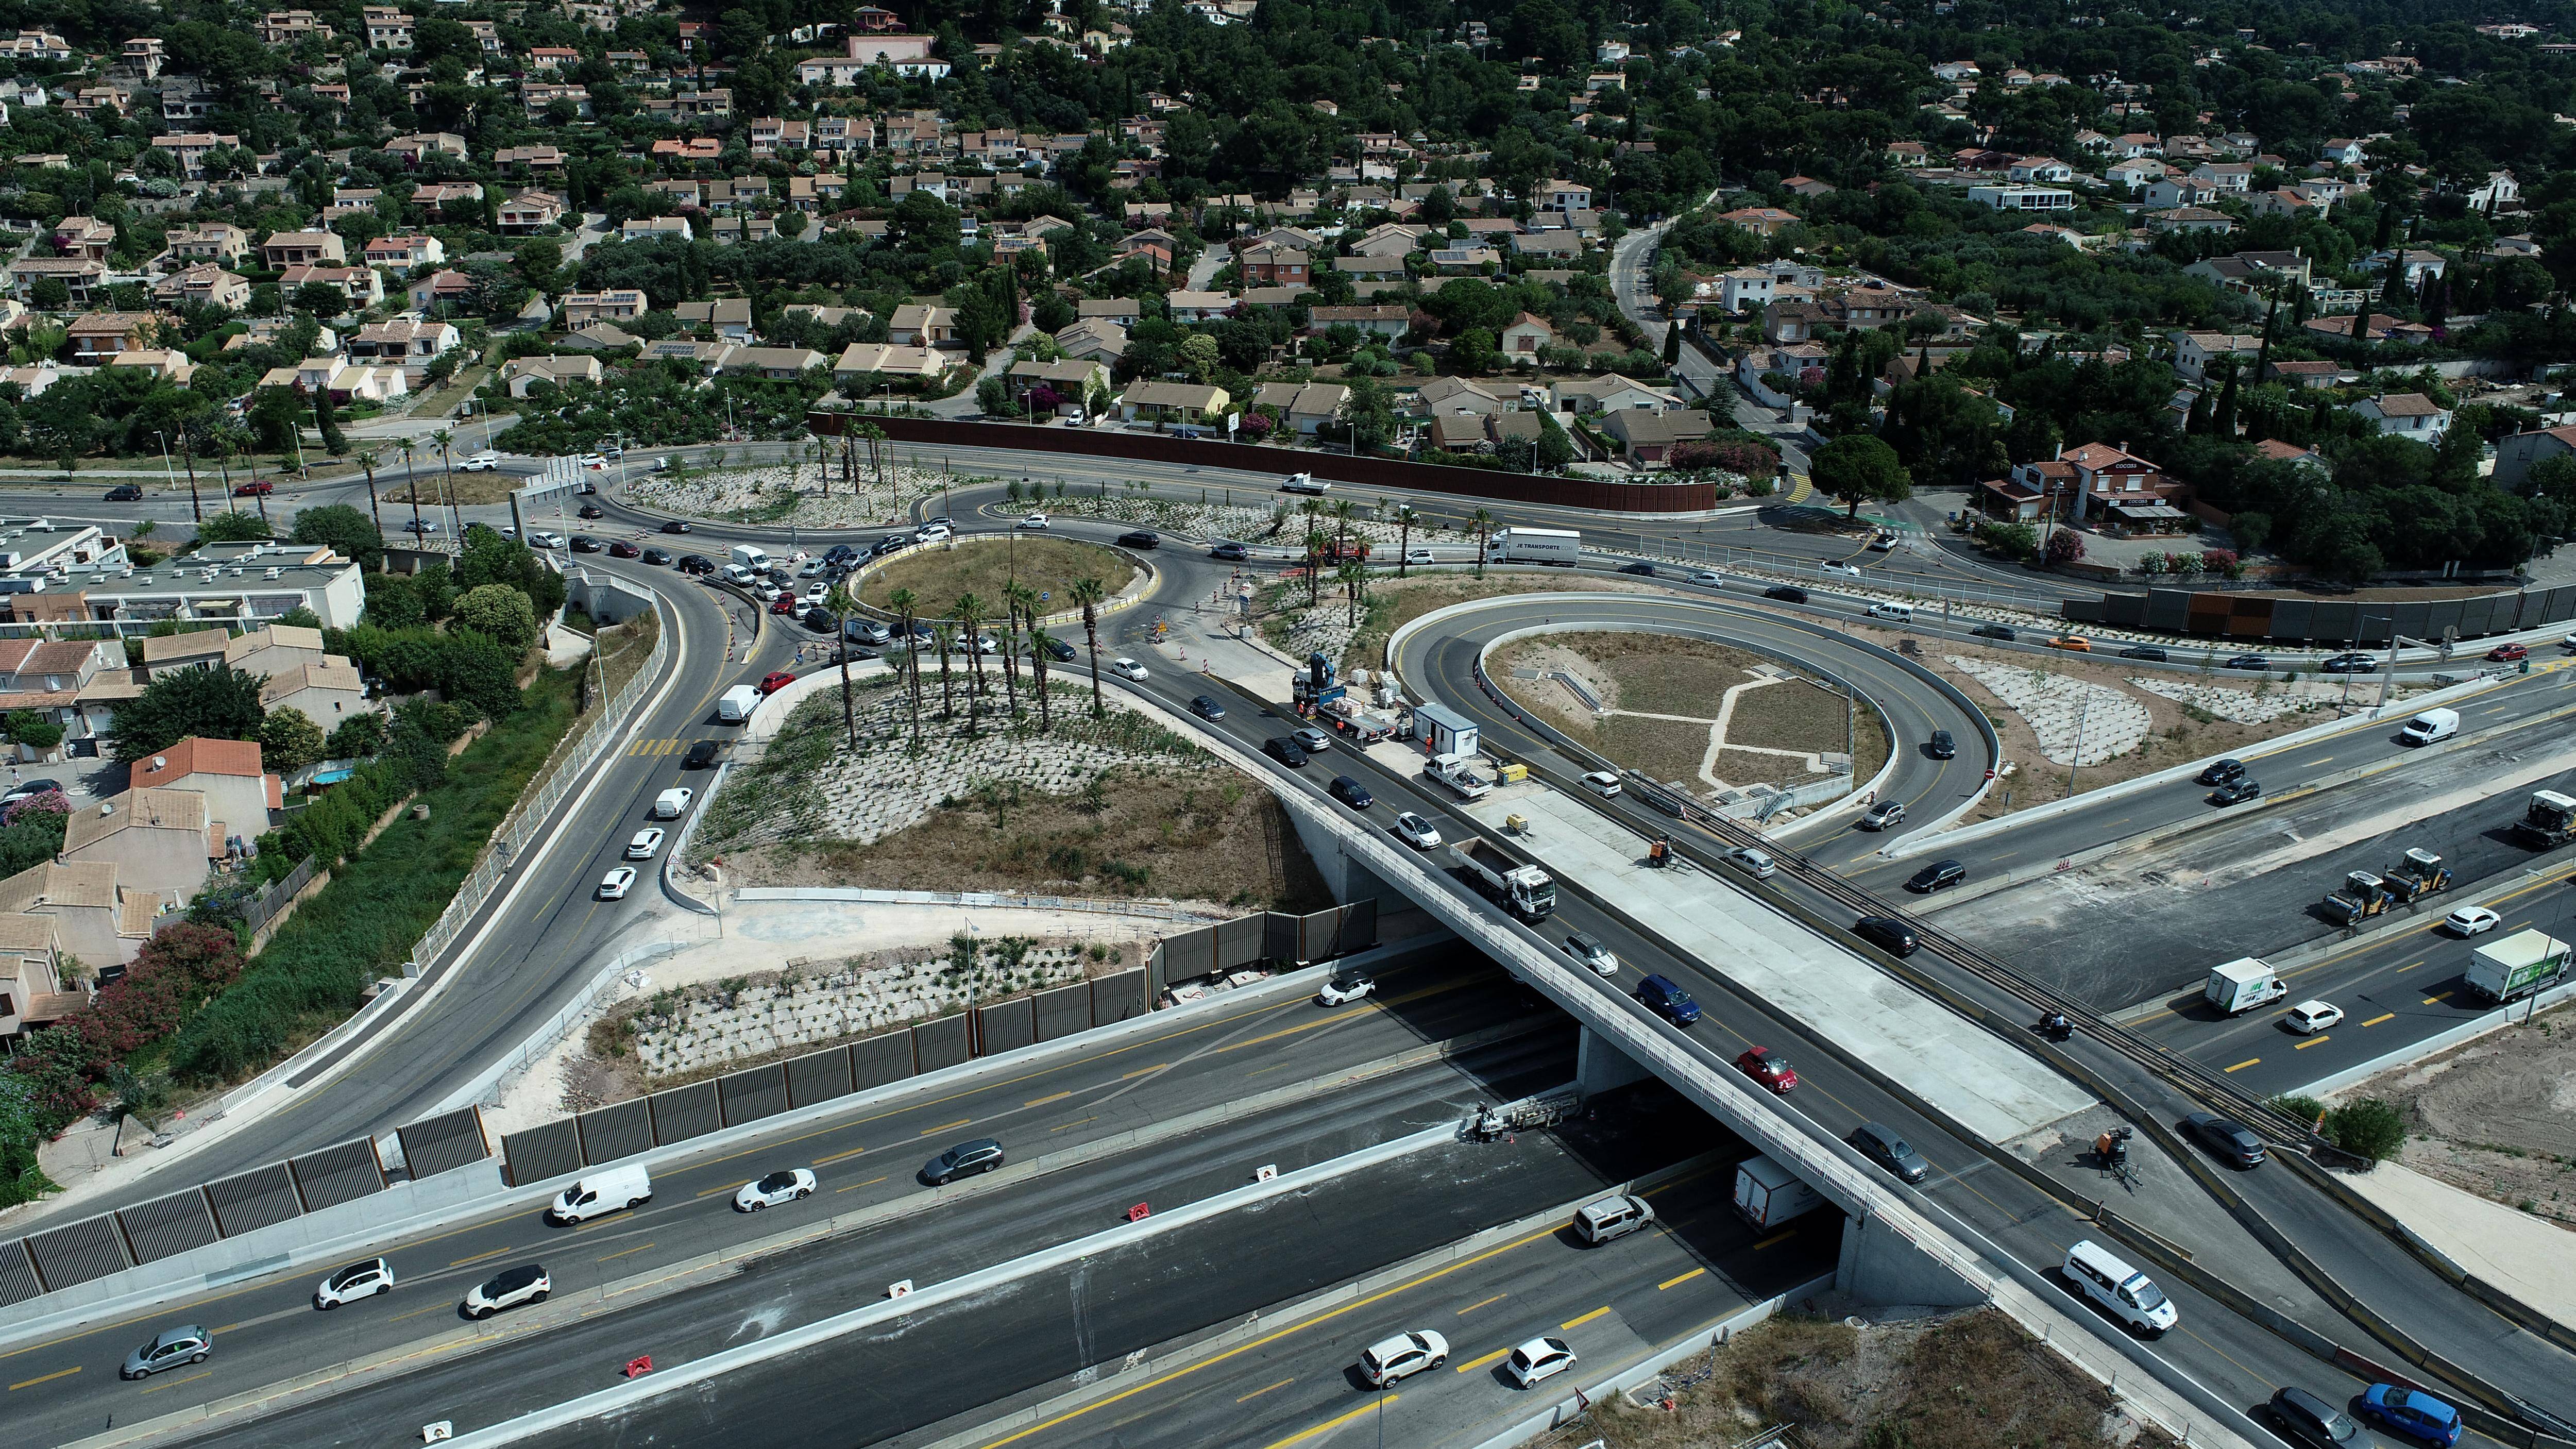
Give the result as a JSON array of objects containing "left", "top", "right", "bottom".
[
  {"left": 312, "top": 386, "right": 346, "bottom": 456},
  {"left": 453, "top": 583, "right": 540, "bottom": 655},
  {"left": 113, "top": 664, "right": 266, "bottom": 763},
  {"left": 258, "top": 707, "right": 326, "bottom": 776},
  {"left": 3, "top": 710, "right": 63, "bottom": 752},
  {"left": 198, "top": 511, "right": 274, "bottom": 543},
  {"left": 1808, "top": 434, "right": 1913, "bottom": 517},
  {"left": 289, "top": 502, "right": 383, "bottom": 568},
  {"left": 1070, "top": 576, "right": 1107, "bottom": 716},
  {"left": 2322, "top": 1098, "right": 2407, "bottom": 1160}
]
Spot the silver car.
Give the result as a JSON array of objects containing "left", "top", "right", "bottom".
[
  {"left": 1726, "top": 846, "right": 1778, "bottom": 880},
  {"left": 121, "top": 1324, "right": 210, "bottom": 1379}
]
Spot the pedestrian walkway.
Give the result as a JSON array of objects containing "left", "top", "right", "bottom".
[
  {"left": 1453, "top": 783, "right": 2096, "bottom": 1143},
  {"left": 2343, "top": 1161, "right": 2576, "bottom": 1332}
]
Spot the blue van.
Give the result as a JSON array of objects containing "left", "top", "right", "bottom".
[{"left": 1637, "top": 974, "right": 1701, "bottom": 1026}]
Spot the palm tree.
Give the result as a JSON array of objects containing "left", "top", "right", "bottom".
[
  {"left": 888, "top": 586, "right": 923, "bottom": 752},
  {"left": 1395, "top": 504, "right": 1420, "bottom": 577},
  {"left": 431, "top": 428, "right": 461, "bottom": 537},
  {"left": 1470, "top": 506, "right": 1495, "bottom": 578},
  {"left": 822, "top": 582, "right": 860, "bottom": 746},
  {"left": 1028, "top": 625, "right": 1055, "bottom": 733},
  {"left": 1070, "top": 576, "right": 1106, "bottom": 716},
  {"left": 1303, "top": 527, "right": 1330, "bottom": 605},
  {"left": 933, "top": 611, "right": 955, "bottom": 720},
  {"left": 1337, "top": 559, "right": 1366, "bottom": 627},
  {"left": 399, "top": 437, "right": 423, "bottom": 537},
  {"left": 1329, "top": 497, "right": 1357, "bottom": 563},
  {"left": 954, "top": 591, "right": 990, "bottom": 733},
  {"left": 355, "top": 447, "right": 385, "bottom": 543},
  {"left": 999, "top": 581, "right": 1036, "bottom": 718}
]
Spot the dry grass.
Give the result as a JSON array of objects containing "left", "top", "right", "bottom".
[
  {"left": 731, "top": 765, "right": 1333, "bottom": 913},
  {"left": 379, "top": 471, "right": 518, "bottom": 506},
  {"left": 859, "top": 535, "right": 1138, "bottom": 619},
  {"left": 594, "top": 610, "right": 659, "bottom": 700},
  {"left": 1537, "top": 1308, "right": 2171, "bottom": 1449},
  {"left": 1344, "top": 571, "right": 1690, "bottom": 672}
]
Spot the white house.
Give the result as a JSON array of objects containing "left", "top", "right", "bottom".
[{"left": 2352, "top": 393, "right": 2451, "bottom": 439}]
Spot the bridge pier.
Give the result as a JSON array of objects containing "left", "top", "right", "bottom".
[
  {"left": 1576, "top": 1026, "right": 1651, "bottom": 1096},
  {"left": 1282, "top": 802, "right": 1393, "bottom": 905},
  {"left": 1835, "top": 1211, "right": 1990, "bottom": 1309}
]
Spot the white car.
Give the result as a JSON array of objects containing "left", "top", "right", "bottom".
[
  {"left": 575, "top": 453, "right": 607, "bottom": 469},
  {"left": 1689, "top": 570, "right": 1721, "bottom": 585},
  {"left": 313, "top": 1257, "right": 394, "bottom": 1310},
  {"left": 1725, "top": 846, "right": 1778, "bottom": 881},
  {"left": 597, "top": 866, "right": 638, "bottom": 900},
  {"left": 915, "top": 522, "right": 954, "bottom": 542},
  {"left": 457, "top": 451, "right": 500, "bottom": 471},
  {"left": 1391, "top": 812, "right": 1443, "bottom": 850},
  {"left": 1826, "top": 562, "right": 1865, "bottom": 577},
  {"left": 625, "top": 827, "right": 666, "bottom": 860},
  {"left": 461, "top": 1264, "right": 550, "bottom": 1320},
  {"left": 2445, "top": 906, "right": 2502, "bottom": 937},
  {"left": 1403, "top": 548, "right": 1436, "bottom": 565},
  {"left": 803, "top": 583, "right": 828, "bottom": 604},
  {"left": 1580, "top": 771, "right": 1622, "bottom": 798},
  {"left": 1317, "top": 968, "right": 1375, "bottom": 1006},
  {"left": 953, "top": 633, "right": 999, "bottom": 655},
  {"left": 733, "top": 1168, "right": 817, "bottom": 1211},
  {"left": 530, "top": 531, "right": 568, "bottom": 549},
  {"left": 1565, "top": 932, "right": 1618, "bottom": 975},
  {"left": 2282, "top": 1000, "right": 2344, "bottom": 1034},
  {"left": 650, "top": 457, "right": 672, "bottom": 473},
  {"left": 1505, "top": 1336, "right": 1578, "bottom": 1389},
  {"left": 1020, "top": 512, "right": 1050, "bottom": 530},
  {"left": 1110, "top": 657, "right": 1149, "bottom": 681},
  {"left": 1358, "top": 1329, "right": 1449, "bottom": 1387}
]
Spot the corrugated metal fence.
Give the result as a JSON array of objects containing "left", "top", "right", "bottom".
[{"left": 2066, "top": 583, "right": 2576, "bottom": 645}]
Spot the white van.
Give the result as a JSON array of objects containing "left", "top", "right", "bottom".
[
  {"left": 730, "top": 543, "right": 772, "bottom": 574},
  {"left": 1282, "top": 472, "right": 1329, "bottom": 494},
  {"left": 2061, "top": 1239, "right": 2177, "bottom": 1337},
  {"left": 1866, "top": 601, "right": 1914, "bottom": 623},
  {"left": 1572, "top": 1193, "right": 1656, "bottom": 1245},
  {"left": 650, "top": 787, "right": 693, "bottom": 820},
  {"left": 2398, "top": 707, "right": 2459, "bottom": 746},
  {"left": 717, "top": 684, "right": 761, "bottom": 723},
  {"left": 549, "top": 1164, "right": 651, "bottom": 1224}
]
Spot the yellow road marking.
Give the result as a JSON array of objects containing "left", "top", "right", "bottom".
[
  {"left": 140, "top": 1370, "right": 211, "bottom": 1394},
  {"left": 2224, "top": 1058, "right": 2260, "bottom": 1073},
  {"left": 696, "top": 1183, "right": 737, "bottom": 1198},
  {"left": 2294, "top": 1034, "right": 2331, "bottom": 1049},
  {"left": 2362, "top": 1014, "right": 2394, "bottom": 1027},
  {"left": 1237, "top": 1377, "right": 1294, "bottom": 1404},
  {"left": 920, "top": 1118, "right": 973, "bottom": 1136},
  {"left": 1049, "top": 1116, "right": 1097, "bottom": 1133},
  {"left": 388, "top": 1302, "right": 455, "bottom": 1324},
  {"left": 1561, "top": 1306, "right": 1610, "bottom": 1330},
  {"left": 9, "top": 1366, "right": 78, "bottom": 1391},
  {"left": 1455, "top": 1294, "right": 1506, "bottom": 1316},
  {"left": 599, "top": 1243, "right": 654, "bottom": 1261},
  {"left": 2424, "top": 991, "right": 2452, "bottom": 1005},
  {"left": 1260, "top": 1394, "right": 1395, "bottom": 1449},
  {"left": 1453, "top": 1348, "right": 1511, "bottom": 1375},
  {"left": 812, "top": 1144, "right": 871, "bottom": 1166},
  {"left": 1658, "top": 1268, "right": 1705, "bottom": 1290},
  {"left": 836, "top": 1176, "right": 888, "bottom": 1193},
  {"left": 1119, "top": 1064, "right": 1168, "bottom": 1080},
  {"left": 1024, "top": 1091, "right": 1073, "bottom": 1107},
  {"left": 1754, "top": 1228, "right": 1798, "bottom": 1250},
  {"left": 449, "top": 1246, "right": 511, "bottom": 1269}
]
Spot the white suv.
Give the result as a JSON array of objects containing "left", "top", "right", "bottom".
[
  {"left": 1359, "top": 1329, "right": 1447, "bottom": 1387},
  {"left": 462, "top": 1263, "right": 550, "bottom": 1320}
]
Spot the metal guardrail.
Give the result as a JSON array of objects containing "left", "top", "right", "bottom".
[{"left": 405, "top": 612, "right": 673, "bottom": 975}]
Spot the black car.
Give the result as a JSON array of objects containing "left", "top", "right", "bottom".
[
  {"left": 641, "top": 547, "right": 672, "bottom": 565},
  {"left": 1926, "top": 729, "right": 1956, "bottom": 760},
  {"left": 2180, "top": 1111, "right": 2267, "bottom": 1169},
  {"left": 1038, "top": 635, "right": 1078, "bottom": 662},
  {"left": 676, "top": 553, "right": 716, "bottom": 575},
  {"left": 1263, "top": 737, "right": 1309, "bottom": 766},
  {"left": 1850, "top": 1122, "right": 1930, "bottom": 1184},
  {"left": 683, "top": 739, "right": 719, "bottom": 769},
  {"left": 1618, "top": 561, "right": 1658, "bottom": 576},
  {"left": 569, "top": 535, "right": 603, "bottom": 553},
  {"left": 2209, "top": 778, "right": 2262, "bottom": 807},
  {"left": 922, "top": 1138, "right": 1005, "bottom": 1186},
  {"left": 2224, "top": 653, "right": 2269, "bottom": 670},
  {"left": 660, "top": 519, "right": 692, "bottom": 535},
  {"left": 104, "top": 484, "right": 143, "bottom": 502},
  {"left": 1970, "top": 624, "right": 2017, "bottom": 642},
  {"left": 871, "top": 535, "right": 910, "bottom": 557},
  {"left": 1328, "top": 775, "right": 1374, "bottom": 810},
  {"left": 1116, "top": 529, "right": 1160, "bottom": 549},
  {"left": 3, "top": 779, "right": 62, "bottom": 804},
  {"left": 2196, "top": 758, "right": 2246, "bottom": 787},
  {"left": 824, "top": 544, "right": 858, "bottom": 565},
  {"left": 802, "top": 606, "right": 838, "bottom": 632},
  {"left": 2321, "top": 652, "right": 2378, "bottom": 674},
  {"left": 1905, "top": 860, "right": 1965, "bottom": 894},
  {"left": 1765, "top": 584, "right": 1810, "bottom": 604},
  {"left": 2266, "top": 1387, "right": 2365, "bottom": 1449},
  {"left": 1853, "top": 916, "right": 1918, "bottom": 957},
  {"left": 578, "top": 503, "right": 605, "bottom": 519},
  {"left": 1189, "top": 695, "right": 1226, "bottom": 721},
  {"left": 2117, "top": 645, "right": 2168, "bottom": 662}
]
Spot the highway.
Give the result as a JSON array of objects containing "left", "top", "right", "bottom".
[{"left": 8, "top": 957, "right": 1552, "bottom": 1443}]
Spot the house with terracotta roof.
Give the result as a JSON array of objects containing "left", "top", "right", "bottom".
[
  {"left": 2058, "top": 442, "right": 2184, "bottom": 524},
  {"left": 0, "top": 860, "right": 160, "bottom": 974},
  {"left": 260, "top": 661, "right": 371, "bottom": 729},
  {"left": 61, "top": 787, "right": 218, "bottom": 902},
  {"left": 129, "top": 737, "right": 282, "bottom": 844}
]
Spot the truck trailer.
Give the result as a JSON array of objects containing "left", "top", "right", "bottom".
[
  {"left": 1449, "top": 837, "right": 1557, "bottom": 921},
  {"left": 1733, "top": 1154, "right": 1826, "bottom": 1231},
  {"left": 2465, "top": 930, "right": 2571, "bottom": 1005},
  {"left": 1482, "top": 527, "right": 1581, "bottom": 567}
]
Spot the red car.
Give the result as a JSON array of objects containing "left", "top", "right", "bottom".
[
  {"left": 2487, "top": 642, "right": 2529, "bottom": 662},
  {"left": 607, "top": 540, "right": 641, "bottom": 558},
  {"left": 1734, "top": 1047, "right": 1798, "bottom": 1093},
  {"left": 232, "top": 481, "right": 274, "bottom": 497},
  {"left": 758, "top": 670, "right": 796, "bottom": 694},
  {"left": 768, "top": 595, "right": 796, "bottom": 614}
]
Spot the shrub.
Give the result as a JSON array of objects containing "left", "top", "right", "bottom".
[
  {"left": 2322, "top": 1098, "right": 2408, "bottom": 1160},
  {"left": 2044, "top": 529, "right": 2086, "bottom": 565}
]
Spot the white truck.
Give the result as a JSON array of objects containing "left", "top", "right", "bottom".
[
  {"left": 1482, "top": 527, "right": 1581, "bottom": 567},
  {"left": 730, "top": 543, "right": 772, "bottom": 575},
  {"left": 1449, "top": 838, "right": 1556, "bottom": 921},
  {"left": 1733, "top": 1154, "right": 1825, "bottom": 1231},
  {"left": 1424, "top": 752, "right": 1493, "bottom": 800},
  {"left": 2204, "top": 957, "right": 2287, "bottom": 1016},
  {"left": 2465, "top": 929, "right": 2571, "bottom": 1005},
  {"left": 717, "top": 683, "right": 762, "bottom": 723}
]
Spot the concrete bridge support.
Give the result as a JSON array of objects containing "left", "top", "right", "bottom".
[
  {"left": 1836, "top": 1211, "right": 1991, "bottom": 1309},
  {"left": 1577, "top": 1026, "right": 1652, "bottom": 1097}
]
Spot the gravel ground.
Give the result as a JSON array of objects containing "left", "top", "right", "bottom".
[{"left": 2364, "top": 1008, "right": 2576, "bottom": 1231}]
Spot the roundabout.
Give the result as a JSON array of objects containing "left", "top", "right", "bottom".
[{"left": 854, "top": 532, "right": 1139, "bottom": 621}]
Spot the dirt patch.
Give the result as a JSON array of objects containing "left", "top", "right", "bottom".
[
  {"left": 1847, "top": 627, "right": 2392, "bottom": 824},
  {"left": 1535, "top": 1306, "right": 2168, "bottom": 1449},
  {"left": 594, "top": 610, "right": 658, "bottom": 700},
  {"left": 2352, "top": 1006, "right": 2576, "bottom": 1229},
  {"left": 1493, "top": 632, "right": 1889, "bottom": 801},
  {"left": 1339, "top": 570, "right": 1693, "bottom": 672},
  {"left": 730, "top": 764, "right": 1333, "bottom": 914},
  {"left": 859, "top": 535, "right": 1137, "bottom": 619},
  {"left": 381, "top": 471, "right": 517, "bottom": 507}
]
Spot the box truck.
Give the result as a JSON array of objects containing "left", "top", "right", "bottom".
[
  {"left": 2465, "top": 930, "right": 2570, "bottom": 1005},
  {"left": 2204, "top": 958, "right": 2287, "bottom": 1015},
  {"left": 1733, "top": 1154, "right": 1825, "bottom": 1231},
  {"left": 717, "top": 683, "right": 762, "bottom": 722},
  {"left": 1482, "top": 527, "right": 1581, "bottom": 567}
]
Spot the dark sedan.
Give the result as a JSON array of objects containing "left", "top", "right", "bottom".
[
  {"left": 676, "top": 554, "right": 716, "bottom": 575},
  {"left": 2209, "top": 778, "right": 2262, "bottom": 807},
  {"left": 660, "top": 519, "right": 693, "bottom": 534},
  {"left": 2321, "top": 653, "right": 2378, "bottom": 673},
  {"left": 1971, "top": 624, "right": 2016, "bottom": 642},
  {"left": 2117, "top": 645, "right": 2168, "bottom": 662},
  {"left": 1262, "top": 737, "right": 1308, "bottom": 766},
  {"left": 2196, "top": 758, "right": 2246, "bottom": 786},
  {"left": 1328, "top": 775, "right": 1374, "bottom": 810},
  {"left": 104, "top": 484, "right": 143, "bottom": 501},
  {"left": 569, "top": 535, "right": 603, "bottom": 553},
  {"left": 578, "top": 503, "right": 606, "bottom": 519},
  {"left": 1189, "top": 695, "right": 1226, "bottom": 721},
  {"left": 1116, "top": 530, "right": 1161, "bottom": 549},
  {"left": 1926, "top": 729, "right": 1956, "bottom": 760},
  {"left": 1851, "top": 1122, "right": 1930, "bottom": 1184},
  {"left": 2224, "top": 653, "right": 2269, "bottom": 671},
  {"left": 1765, "top": 585, "right": 1809, "bottom": 604},
  {"left": 2181, "top": 1112, "right": 2267, "bottom": 1169},
  {"left": 641, "top": 547, "right": 673, "bottom": 565}
]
